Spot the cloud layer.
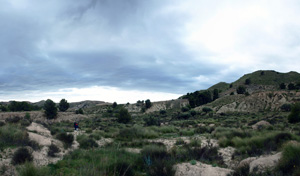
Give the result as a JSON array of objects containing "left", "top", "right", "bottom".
[{"left": 1, "top": 0, "right": 300, "bottom": 102}]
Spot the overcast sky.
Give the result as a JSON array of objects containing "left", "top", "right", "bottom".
[{"left": 1, "top": 0, "right": 300, "bottom": 103}]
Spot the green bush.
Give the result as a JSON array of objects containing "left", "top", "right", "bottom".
[
  {"left": 12, "top": 148, "right": 33, "bottom": 165},
  {"left": 236, "top": 86, "right": 246, "bottom": 94},
  {"left": 181, "top": 106, "right": 190, "bottom": 112},
  {"left": 288, "top": 103, "right": 300, "bottom": 123},
  {"left": 117, "top": 108, "right": 131, "bottom": 124},
  {"left": 75, "top": 108, "right": 84, "bottom": 114},
  {"left": 56, "top": 132, "right": 74, "bottom": 148},
  {"left": 117, "top": 126, "right": 158, "bottom": 140},
  {"left": 141, "top": 145, "right": 175, "bottom": 176},
  {"left": 5, "top": 116, "right": 21, "bottom": 123},
  {"left": 77, "top": 135, "right": 98, "bottom": 149},
  {"left": 202, "top": 107, "right": 212, "bottom": 113},
  {"left": 276, "top": 143, "right": 300, "bottom": 175},
  {"left": 48, "top": 144, "right": 60, "bottom": 157},
  {"left": 0, "top": 124, "right": 29, "bottom": 149},
  {"left": 144, "top": 116, "right": 160, "bottom": 126},
  {"left": 108, "top": 160, "right": 134, "bottom": 176}
]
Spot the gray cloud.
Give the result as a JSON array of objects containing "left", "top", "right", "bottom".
[{"left": 1, "top": 0, "right": 300, "bottom": 101}]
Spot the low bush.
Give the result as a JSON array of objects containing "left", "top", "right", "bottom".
[
  {"left": 141, "top": 145, "right": 175, "bottom": 176},
  {"left": 232, "top": 132, "right": 295, "bottom": 156},
  {"left": 117, "top": 126, "right": 158, "bottom": 140},
  {"left": 170, "top": 144, "right": 224, "bottom": 166},
  {"left": 0, "top": 124, "right": 29, "bottom": 149},
  {"left": 175, "top": 138, "right": 185, "bottom": 145},
  {"left": 5, "top": 116, "right": 21, "bottom": 123},
  {"left": 144, "top": 116, "right": 160, "bottom": 126},
  {"left": 48, "top": 144, "right": 60, "bottom": 157},
  {"left": 77, "top": 135, "right": 98, "bottom": 149},
  {"left": 56, "top": 132, "right": 74, "bottom": 148},
  {"left": 276, "top": 142, "right": 300, "bottom": 175},
  {"left": 12, "top": 147, "right": 33, "bottom": 165}
]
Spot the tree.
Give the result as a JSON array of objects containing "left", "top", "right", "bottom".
[
  {"left": 280, "top": 83, "right": 286, "bottom": 89},
  {"left": 117, "top": 108, "right": 131, "bottom": 124},
  {"left": 213, "top": 89, "right": 219, "bottom": 100},
  {"left": 236, "top": 86, "right": 246, "bottom": 94},
  {"left": 288, "top": 103, "right": 300, "bottom": 123},
  {"left": 245, "top": 78, "right": 251, "bottom": 85},
  {"left": 112, "top": 102, "right": 117, "bottom": 108},
  {"left": 44, "top": 99, "right": 57, "bottom": 119},
  {"left": 288, "top": 83, "right": 296, "bottom": 90},
  {"left": 75, "top": 108, "right": 84, "bottom": 114},
  {"left": 58, "top": 99, "right": 69, "bottom": 112},
  {"left": 145, "top": 99, "right": 152, "bottom": 109}
]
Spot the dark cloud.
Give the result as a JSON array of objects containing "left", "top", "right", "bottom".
[{"left": 2, "top": 0, "right": 298, "bottom": 102}]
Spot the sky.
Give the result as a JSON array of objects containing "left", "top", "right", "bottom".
[{"left": 1, "top": 0, "right": 300, "bottom": 103}]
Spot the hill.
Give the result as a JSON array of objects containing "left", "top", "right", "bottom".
[{"left": 184, "top": 70, "right": 300, "bottom": 113}]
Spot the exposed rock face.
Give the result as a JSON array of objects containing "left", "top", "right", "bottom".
[
  {"left": 174, "top": 162, "right": 233, "bottom": 176},
  {"left": 249, "top": 152, "right": 281, "bottom": 173},
  {"left": 252, "top": 120, "right": 271, "bottom": 130},
  {"left": 198, "top": 91, "right": 300, "bottom": 114},
  {"left": 238, "top": 152, "right": 281, "bottom": 173}
]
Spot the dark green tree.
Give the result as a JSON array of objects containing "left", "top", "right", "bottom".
[
  {"left": 245, "top": 78, "right": 251, "bottom": 85},
  {"left": 288, "top": 103, "right": 300, "bottom": 123},
  {"left": 58, "top": 99, "right": 69, "bottom": 112},
  {"left": 236, "top": 86, "right": 246, "bottom": 94},
  {"left": 213, "top": 89, "right": 219, "bottom": 100},
  {"left": 117, "top": 108, "right": 131, "bottom": 124},
  {"left": 280, "top": 83, "right": 286, "bottom": 89},
  {"left": 288, "top": 83, "right": 296, "bottom": 90},
  {"left": 112, "top": 102, "right": 117, "bottom": 108},
  {"left": 145, "top": 99, "right": 152, "bottom": 109},
  {"left": 44, "top": 99, "right": 57, "bottom": 119}
]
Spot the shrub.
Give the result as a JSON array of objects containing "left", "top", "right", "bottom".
[
  {"left": 144, "top": 116, "right": 160, "bottom": 126},
  {"left": 117, "top": 108, "right": 131, "bottom": 124},
  {"left": 118, "top": 126, "right": 158, "bottom": 140},
  {"left": 276, "top": 143, "right": 300, "bottom": 175},
  {"left": 281, "top": 104, "right": 292, "bottom": 112},
  {"left": 280, "top": 83, "right": 286, "bottom": 89},
  {"left": 21, "top": 119, "right": 31, "bottom": 127},
  {"left": 159, "top": 110, "right": 166, "bottom": 115},
  {"left": 58, "top": 99, "right": 69, "bottom": 112},
  {"left": 236, "top": 86, "right": 246, "bottom": 94},
  {"left": 175, "top": 138, "right": 185, "bottom": 145},
  {"left": 202, "top": 107, "right": 212, "bottom": 113},
  {"left": 75, "top": 108, "right": 84, "bottom": 114},
  {"left": 178, "top": 112, "right": 191, "bottom": 119},
  {"left": 181, "top": 106, "right": 190, "bottom": 112},
  {"left": 0, "top": 125, "right": 29, "bottom": 149},
  {"left": 190, "top": 110, "right": 196, "bottom": 116},
  {"left": 245, "top": 78, "right": 251, "bottom": 85},
  {"left": 43, "top": 99, "right": 57, "bottom": 119},
  {"left": 77, "top": 135, "right": 98, "bottom": 149},
  {"left": 141, "top": 145, "right": 175, "bottom": 176},
  {"left": 56, "top": 132, "right": 74, "bottom": 148},
  {"left": 5, "top": 116, "right": 21, "bottom": 123},
  {"left": 48, "top": 144, "right": 60, "bottom": 157},
  {"left": 12, "top": 147, "right": 33, "bottom": 165},
  {"left": 288, "top": 103, "right": 300, "bottom": 123},
  {"left": 288, "top": 83, "right": 296, "bottom": 90}
]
